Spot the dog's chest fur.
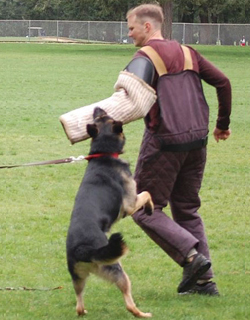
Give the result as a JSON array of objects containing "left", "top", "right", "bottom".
[
  {"left": 87, "top": 157, "right": 137, "bottom": 221},
  {"left": 118, "top": 168, "right": 137, "bottom": 219},
  {"left": 71, "top": 157, "right": 137, "bottom": 232}
]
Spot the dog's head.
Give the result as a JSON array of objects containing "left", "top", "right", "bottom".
[{"left": 86, "top": 107, "right": 125, "bottom": 154}]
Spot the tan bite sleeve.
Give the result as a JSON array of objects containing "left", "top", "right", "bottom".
[{"left": 59, "top": 71, "right": 156, "bottom": 144}]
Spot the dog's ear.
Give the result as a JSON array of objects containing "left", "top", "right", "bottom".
[
  {"left": 112, "top": 121, "right": 123, "bottom": 134},
  {"left": 87, "top": 124, "right": 98, "bottom": 138},
  {"left": 93, "top": 107, "right": 107, "bottom": 119}
]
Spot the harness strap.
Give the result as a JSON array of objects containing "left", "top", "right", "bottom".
[
  {"left": 140, "top": 46, "right": 167, "bottom": 76},
  {"left": 139, "top": 44, "right": 193, "bottom": 75},
  {"left": 181, "top": 45, "right": 193, "bottom": 70}
]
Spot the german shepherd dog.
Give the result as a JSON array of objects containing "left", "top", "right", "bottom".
[{"left": 66, "top": 107, "right": 153, "bottom": 318}]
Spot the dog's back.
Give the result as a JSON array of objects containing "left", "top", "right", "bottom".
[
  {"left": 66, "top": 107, "right": 152, "bottom": 318},
  {"left": 67, "top": 157, "right": 130, "bottom": 265},
  {"left": 67, "top": 107, "right": 130, "bottom": 267}
]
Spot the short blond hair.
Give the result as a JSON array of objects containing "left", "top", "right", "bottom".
[{"left": 126, "top": 3, "right": 164, "bottom": 25}]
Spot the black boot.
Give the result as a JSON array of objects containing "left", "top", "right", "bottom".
[{"left": 177, "top": 253, "right": 211, "bottom": 293}]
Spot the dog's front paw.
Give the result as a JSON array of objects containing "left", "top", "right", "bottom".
[{"left": 144, "top": 199, "right": 154, "bottom": 216}]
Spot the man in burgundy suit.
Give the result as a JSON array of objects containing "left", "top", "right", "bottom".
[{"left": 125, "top": 3, "right": 231, "bottom": 295}]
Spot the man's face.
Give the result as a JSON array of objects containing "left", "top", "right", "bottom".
[{"left": 127, "top": 15, "right": 147, "bottom": 47}]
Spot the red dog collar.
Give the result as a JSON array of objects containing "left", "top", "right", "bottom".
[{"left": 85, "top": 153, "right": 119, "bottom": 161}]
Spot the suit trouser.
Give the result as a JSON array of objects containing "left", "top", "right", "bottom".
[{"left": 133, "top": 131, "right": 213, "bottom": 280}]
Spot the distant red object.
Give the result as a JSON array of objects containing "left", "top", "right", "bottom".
[{"left": 240, "top": 36, "right": 246, "bottom": 46}]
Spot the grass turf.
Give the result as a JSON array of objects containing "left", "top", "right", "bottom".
[{"left": 0, "top": 43, "right": 249, "bottom": 319}]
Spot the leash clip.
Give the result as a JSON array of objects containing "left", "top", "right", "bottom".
[{"left": 69, "top": 155, "right": 85, "bottom": 163}]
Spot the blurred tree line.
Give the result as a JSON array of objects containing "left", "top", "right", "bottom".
[{"left": 0, "top": 0, "right": 249, "bottom": 23}]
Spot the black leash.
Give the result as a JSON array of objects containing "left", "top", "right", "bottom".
[
  {"left": 0, "top": 286, "right": 63, "bottom": 291},
  {"left": 0, "top": 153, "right": 120, "bottom": 169},
  {"left": 0, "top": 155, "right": 85, "bottom": 169}
]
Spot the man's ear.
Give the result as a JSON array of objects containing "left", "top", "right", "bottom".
[
  {"left": 112, "top": 121, "right": 123, "bottom": 134},
  {"left": 87, "top": 124, "right": 98, "bottom": 138},
  {"left": 144, "top": 22, "right": 151, "bottom": 32}
]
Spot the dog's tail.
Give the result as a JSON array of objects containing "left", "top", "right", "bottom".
[{"left": 92, "top": 233, "right": 128, "bottom": 264}]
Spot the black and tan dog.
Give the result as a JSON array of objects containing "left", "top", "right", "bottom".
[{"left": 66, "top": 107, "right": 153, "bottom": 318}]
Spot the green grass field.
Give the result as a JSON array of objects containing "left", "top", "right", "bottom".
[{"left": 0, "top": 43, "right": 249, "bottom": 320}]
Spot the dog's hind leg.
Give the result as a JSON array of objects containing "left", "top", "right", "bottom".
[
  {"left": 130, "top": 191, "right": 154, "bottom": 216},
  {"left": 72, "top": 277, "right": 88, "bottom": 316},
  {"left": 99, "top": 263, "right": 152, "bottom": 318}
]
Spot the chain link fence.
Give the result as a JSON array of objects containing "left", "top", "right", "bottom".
[{"left": 0, "top": 20, "right": 249, "bottom": 45}]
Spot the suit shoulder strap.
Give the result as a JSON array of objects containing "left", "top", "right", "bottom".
[
  {"left": 140, "top": 44, "right": 193, "bottom": 74},
  {"left": 181, "top": 45, "right": 193, "bottom": 70},
  {"left": 139, "top": 46, "right": 167, "bottom": 76}
]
